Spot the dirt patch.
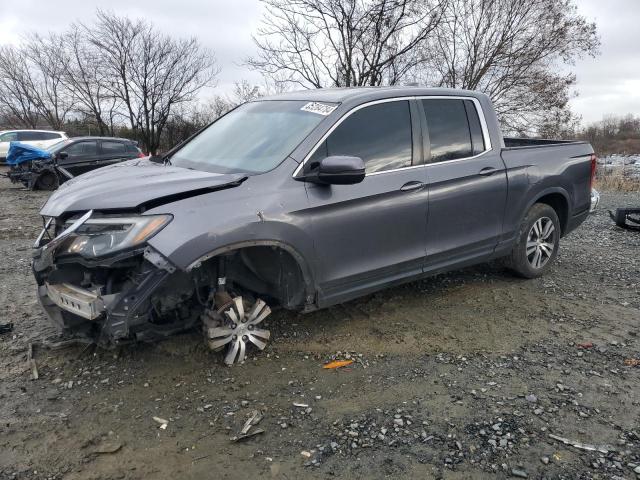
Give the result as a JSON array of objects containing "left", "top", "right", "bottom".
[{"left": 1, "top": 171, "right": 639, "bottom": 480}]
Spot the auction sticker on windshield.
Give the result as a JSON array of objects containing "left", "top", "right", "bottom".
[{"left": 300, "top": 102, "right": 338, "bottom": 116}]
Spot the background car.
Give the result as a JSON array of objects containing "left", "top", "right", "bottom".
[
  {"left": 7, "top": 136, "right": 145, "bottom": 190},
  {"left": 48, "top": 136, "right": 144, "bottom": 178},
  {"left": 0, "top": 130, "right": 68, "bottom": 162}
]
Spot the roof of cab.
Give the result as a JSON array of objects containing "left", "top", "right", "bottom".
[{"left": 261, "top": 86, "right": 484, "bottom": 104}]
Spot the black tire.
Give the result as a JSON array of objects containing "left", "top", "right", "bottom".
[
  {"left": 506, "top": 203, "right": 561, "bottom": 279},
  {"left": 35, "top": 171, "right": 59, "bottom": 191}
]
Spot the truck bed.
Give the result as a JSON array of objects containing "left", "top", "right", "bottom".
[{"left": 503, "top": 137, "right": 588, "bottom": 149}]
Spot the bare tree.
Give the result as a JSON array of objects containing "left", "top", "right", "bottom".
[
  {"left": 247, "top": 0, "right": 446, "bottom": 88},
  {"left": 203, "top": 79, "right": 288, "bottom": 124},
  {"left": 22, "top": 33, "right": 76, "bottom": 130},
  {"left": 0, "top": 46, "right": 40, "bottom": 128},
  {"left": 61, "top": 25, "right": 121, "bottom": 135},
  {"left": 83, "top": 11, "right": 219, "bottom": 153},
  {"left": 0, "top": 36, "right": 76, "bottom": 130},
  {"left": 422, "top": 0, "right": 599, "bottom": 134}
]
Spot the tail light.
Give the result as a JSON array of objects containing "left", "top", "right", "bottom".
[
  {"left": 137, "top": 150, "right": 146, "bottom": 158},
  {"left": 589, "top": 153, "right": 597, "bottom": 189}
]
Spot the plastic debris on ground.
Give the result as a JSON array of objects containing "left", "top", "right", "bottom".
[
  {"left": 230, "top": 410, "right": 264, "bottom": 442},
  {"left": 322, "top": 359, "right": 354, "bottom": 369}
]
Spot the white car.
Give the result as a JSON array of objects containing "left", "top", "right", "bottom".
[{"left": 0, "top": 130, "right": 68, "bottom": 162}]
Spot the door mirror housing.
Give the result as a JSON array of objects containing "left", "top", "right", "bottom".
[
  {"left": 302, "top": 155, "right": 365, "bottom": 185},
  {"left": 57, "top": 151, "right": 68, "bottom": 160}
]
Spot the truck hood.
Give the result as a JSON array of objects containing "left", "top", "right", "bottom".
[{"left": 40, "top": 159, "right": 246, "bottom": 217}]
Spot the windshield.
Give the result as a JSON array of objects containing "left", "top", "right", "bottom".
[{"left": 170, "top": 100, "right": 336, "bottom": 174}]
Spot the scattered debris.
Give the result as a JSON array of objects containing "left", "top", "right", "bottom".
[
  {"left": 0, "top": 322, "right": 14, "bottom": 335},
  {"left": 293, "top": 402, "right": 309, "bottom": 408},
  {"left": 609, "top": 207, "right": 640, "bottom": 231},
  {"left": 511, "top": 468, "right": 528, "bottom": 478},
  {"left": 230, "top": 410, "right": 264, "bottom": 442},
  {"left": 548, "top": 434, "right": 612, "bottom": 454},
  {"left": 624, "top": 358, "right": 640, "bottom": 367},
  {"left": 300, "top": 450, "right": 312, "bottom": 458},
  {"left": 153, "top": 417, "right": 169, "bottom": 429},
  {"left": 322, "top": 359, "right": 354, "bottom": 369},
  {"left": 577, "top": 342, "right": 594, "bottom": 349},
  {"left": 92, "top": 441, "right": 123, "bottom": 455},
  {"left": 26, "top": 343, "right": 38, "bottom": 380}
]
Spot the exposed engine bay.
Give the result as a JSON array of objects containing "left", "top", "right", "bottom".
[{"left": 32, "top": 211, "right": 306, "bottom": 364}]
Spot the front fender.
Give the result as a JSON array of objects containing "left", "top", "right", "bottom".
[{"left": 145, "top": 161, "right": 318, "bottom": 292}]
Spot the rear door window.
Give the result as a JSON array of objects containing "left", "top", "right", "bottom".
[
  {"left": 310, "top": 100, "right": 413, "bottom": 174},
  {"left": 464, "top": 100, "right": 486, "bottom": 155},
  {"left": 101, "top": 141, "right": 127, "bottom": 155},
  {"left": 421, "top": 99, "right": 474, "bottom": 162},
  {"left": 17, "top": 131, "right": 47, "bottom": 141},
  {"left": 40, "top": 132, "right": 63, "bottom": 141},
  {"left": 64, "top": 141, "right": 98, "bottom": 157}
]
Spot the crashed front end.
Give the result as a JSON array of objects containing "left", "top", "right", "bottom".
[
  {"left": 8, "top": 159, "right": 53, "bottom": 189},
  {"left": 32, "top": 211, "right": 212, "bottom": 347}
]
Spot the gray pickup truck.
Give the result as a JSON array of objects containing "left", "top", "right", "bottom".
[{"left": 32, "top": 87, "right": 599, "bottom": 364}]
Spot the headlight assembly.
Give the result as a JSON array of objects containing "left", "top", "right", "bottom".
[{"left": 59, "top": 214, "right": 172, "bottom": 258}]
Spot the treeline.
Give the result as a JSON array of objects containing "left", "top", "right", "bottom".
[
  {"left": 578, "top": 115, "right": 640, "bottom": 157},
  {"left": 0, "top": 1, "right": 607, "bottom": 152},
  {"left": 53, "top": 81, "right": 266, "bottom": 153},
  {"left": 0, "top": 11, "right": 217, "bottom": 154}
]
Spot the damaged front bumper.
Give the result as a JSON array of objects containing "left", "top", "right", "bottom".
[
  {"left": 34, "top": 245, "right": 176, "bottom": 345},
  {"left": 32, "top": 213, "right": 202, "bottom": 347},
  {"left": 43, "top": 282, "right": 111, "bottom": 320},
  {"left": 8, "top": 160, "right": 59, "bottom": 189}
]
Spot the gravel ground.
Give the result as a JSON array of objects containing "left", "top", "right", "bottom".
[{"left": 0, "top": 172, "right": 639, "bottom": 480}]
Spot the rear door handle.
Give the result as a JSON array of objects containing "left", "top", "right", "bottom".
[
  {"left": 400, "top": 181, "right": 425, "bottom": 192},
  {"left": 479, "top": 167, "right": 499, "bottom": 176}
]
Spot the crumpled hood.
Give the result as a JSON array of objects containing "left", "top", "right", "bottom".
[{"left": 40, "top": 159, "right": 246, "bottom": 217}]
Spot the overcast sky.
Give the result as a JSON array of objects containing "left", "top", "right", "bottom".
[{"left": 0, "top": 0, "right": 637, "bottom": 125}]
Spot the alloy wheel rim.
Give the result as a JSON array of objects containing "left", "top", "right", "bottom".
[
  {"left": 526, "top": 216, "right": 556, "bottom": 269},
  {"left": 206, "top": 297, "right": 271, "bottom": 365}
]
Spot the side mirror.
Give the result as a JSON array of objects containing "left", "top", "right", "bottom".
[
  {"left": 57, "top": 151, "right": 68, "bottom": 160},
  {"left": 303, "top": 155, "right": 365, "bottom": 185}
]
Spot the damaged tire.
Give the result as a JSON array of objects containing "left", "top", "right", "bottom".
[
  {"left": 506, "top": 203, "right": 560, "bottom": 279},
  {"left": 36, "top": 171, "right": 59, "bottom": 191}
]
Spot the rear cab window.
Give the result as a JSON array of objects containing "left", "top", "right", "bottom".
[
  {"left": 421, "top": 98, "right": 488, "bottom": 162},
  {"left": 309, "top": 100, "right": 413, "bottom": 174}
]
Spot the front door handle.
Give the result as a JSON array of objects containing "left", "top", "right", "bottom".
[
  {"left": 400, "top": 181, "right": 425, "bottom": 192},
  {"left": 479, "top": 167, "right": 499, "bottom": 176}
]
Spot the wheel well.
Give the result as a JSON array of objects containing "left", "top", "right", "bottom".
[
  {"left": 536, "top": 193, "right": 568, "bottom": 235},
  {"left": 201, "top": 246, "right": 309, "bottom": 310}
]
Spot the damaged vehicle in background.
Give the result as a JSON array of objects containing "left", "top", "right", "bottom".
[
  {"left": 7, "top": 137, "right": 144, "bottom": 190},
  {"left": 32, "top": 87, "right": 600, "bottom": 365}
]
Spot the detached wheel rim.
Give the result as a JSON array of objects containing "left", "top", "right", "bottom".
[
  {"left": 206, "top": 297, "right": 271, "bottom": 365},
  {"left": 526, "top": 216, "right": 556, "bottom": 269}
]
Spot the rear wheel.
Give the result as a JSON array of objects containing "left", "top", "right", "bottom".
[
  {"left": 36, "top": 171, "right": 59, "bottom": 191},
  {"left": 506, "top": 203, "right": 560, "bottom": 279}
]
